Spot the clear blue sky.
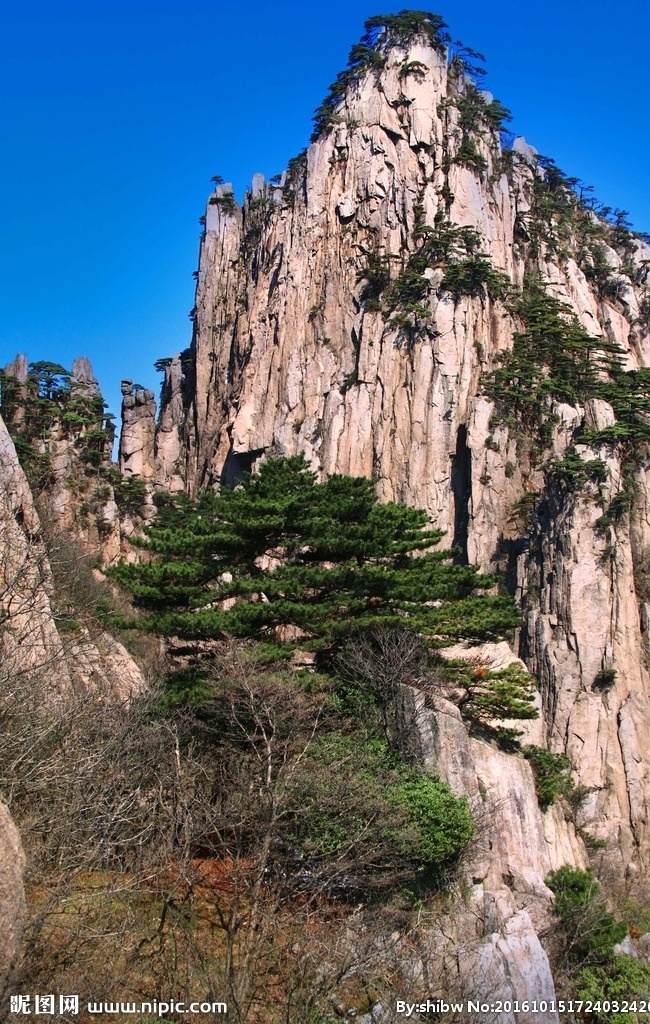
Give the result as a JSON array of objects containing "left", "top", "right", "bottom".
[{"left": 1, "top": 0, "right": 648, "bottom": 427}]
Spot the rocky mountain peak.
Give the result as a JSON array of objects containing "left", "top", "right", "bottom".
[
  {"left": 139, "top": 10, "right": 650, "bottom": 892},
  {"left": 3, "top": 11, "right": 650, "bottom": 1012}
]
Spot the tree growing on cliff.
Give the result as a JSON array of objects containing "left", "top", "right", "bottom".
[{"left": 111, "top": 455, "right": 521, "bottom": 654}]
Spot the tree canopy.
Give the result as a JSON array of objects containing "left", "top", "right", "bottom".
[{"left": 112, "top": 455, "right": 520, "bottom": 653}]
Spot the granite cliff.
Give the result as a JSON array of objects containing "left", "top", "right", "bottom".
[
  {"left": 145, "top": 20, "right": 650, "bottom": 886},
  {"left": 3, "top": 10, "right": 650, "bottom": 1018}
]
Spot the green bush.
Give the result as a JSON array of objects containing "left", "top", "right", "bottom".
[
  {"left": 593, "top": 668, "right": 617, "bottom": 691},
  {"left": 577, "top": 956, "right": 650, "bottom": 1024},
  {"left": 113, "top": 474, "right": 147, "bottom": 515},
  {"left": 441, "top": 256, "right": 510, "bottom": 301},
  {"left": 546, "top": 866, "right": 627, "bottom": 963},
  {"left": 398, "top": 60, "right": 428, "bottom": 80},
  {"left": 395, "top": 774, "right": 474, "bottom": 865},
  {"left": 452, "top": 135, "right": 487, "bottom": 172},
  {"left": 523, "top": 745, "right": 574, "bottom": 808},
  {"left": 157, "top": 667, "right": 214, "bottom": 709},
  {"left": 288, "top": 735, "right": 473, "bottom": 891}
]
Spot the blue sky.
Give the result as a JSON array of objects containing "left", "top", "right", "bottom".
[{"left": 1, "top": 0, "right": 648, "bottom": 427}]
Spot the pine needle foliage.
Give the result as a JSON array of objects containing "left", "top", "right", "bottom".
[
  {"left": 547, "top": 866, "right": 627, "bottom": 963},
  {"left": 441, "top": 660, "right": 538, "bottom": 746},
  {"left": 358, "top": 214, "right": 510, "bottom": 330},
  {"left": 311, "top": 11, "right": 451, "bottom": 141},
  {"left": 484, "top": 282, "right": 622, "bottom": 436},
  {"left": 523, "top": 745, "right": 575, "bottom": 808},
  {"left": 484, "top": 280, "right": 650, "bottom": 481},
  {"left": 111, "top": 455, "right": 520, "bottom": 652}
]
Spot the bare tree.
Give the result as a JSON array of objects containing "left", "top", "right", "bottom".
[{"left": 335, "top": 626, "right": 427, "bottom": 745}]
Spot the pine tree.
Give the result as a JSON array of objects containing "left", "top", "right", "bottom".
[{"left": 112, "top": 455, "right": 521, "bottom": 653}]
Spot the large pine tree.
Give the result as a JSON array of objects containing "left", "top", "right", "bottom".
[{"left": 111, "top": 455, "right": 520, "bottom": 652}]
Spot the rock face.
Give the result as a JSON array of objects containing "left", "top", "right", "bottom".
[
  {"left": 0, "top": 412, "right": 72, "bottom": 693},
  {"left": 71, "top": 355, "right": 101, "bottom": 397},
  {"left": 521, "top": 448, "right": 650, "bottom": 875},
  {"left": 0, "top": 413, "right": 146, "bottom": 700},
  {"left": 119, "top": 380, "right": 156, "bottom": 480},
  {"left": 0, "top": 803, "right": 26, "bottom": 997},
  {"left": 397, "top": 676, "right": 583, "bottom": 1016},
  {"left": 2, "top": 353, "right": 127, "bottom": 564},
  {"left": 149, "top": 29, "right": 650, "bottom": 883},
  {"left": 154, "top": 353, "right": 193, "bottom": 492}
]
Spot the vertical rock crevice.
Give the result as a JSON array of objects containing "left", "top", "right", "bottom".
[{"left": 451, "top": 424, "right": 471, "bottom": 561}]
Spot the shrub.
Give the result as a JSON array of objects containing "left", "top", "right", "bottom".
[
  {"left": 452, "top": 135, "right": 487, "bottom": 172},
  {"left": 546, "top": 866, "right": 627, "bottom": 963},
  {"left": 523, "top": 745, "right": 574, "bottom": 808},
  {"left": 395, "top": 774, "right": 474, "bottom": 867},
  {"left": 398, "top": 60, "right": 428, "bottom": 80},
  {"left": 287, "top": 734, "right": 473, "bottom": 892},
  {"left": 113, "top": 474, "right": 147, "bottom": 515},
  {"left": 593, "top": 668, "right": 617, "bottom": 691},
  {"left": 577, "top": 956, "right": 650, "bottom": 1024},
  {"left": 357, "top": 253, "right": 393, "bottom": 310},
  {"left": 441, "top": 256, "right": 510, "bottom": 302}
]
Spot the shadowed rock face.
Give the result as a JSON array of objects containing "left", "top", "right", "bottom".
[{"left": 153, "top": 352, "right": 193, "bottom": 493}]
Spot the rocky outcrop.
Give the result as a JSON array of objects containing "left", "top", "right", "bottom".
[
  {"left": 1, "top": 354, "right": 126, "bottom": 562},
  {"left": 458, "top": 899, "right": 558, "bottom": 1024},
  {"left": 172, "top": 57, "right": 520, "bottom": 510},
  {"left": 520, "top": 438, "right": 650, "bottom": 875},
  {"left": 401, "top": 673, "right": 586, "bottom": 888},
  {"left": 0, "top": 803, "right": 26, "bottom": 997},
  {"left": 1, "top": 354, "right": 29, "bottom": 432},
  {"left": 119, "top": 380, "right": 156, "bottom": 480},
  {"left": 154, "top": 352, "right": 193, "bottom": 492},
  {"left": 0, "top": 412, "right": 72, "bottom": 693},
  {"left": 0, "top": 413, "right": 146, "bottom": 700},
  {"left": 161, "top": 44, "right": 648, "bottom": 510},
  {"left": 71, "top": 355, "right": 101, "bottom": 397},
  {"left": 3, "top": 353, "right": 28, "bottom": 384},
  {"left": 150, "top": 29, "right": 650, "bottom": 878},
  {"left": 386, "top": 676, "right": 580, "bottom": 1021}
]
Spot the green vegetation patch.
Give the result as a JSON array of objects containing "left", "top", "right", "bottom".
[
  {"left": 523, "top": 745, "right": 574, "bottom": 809},
  {"left": 111, "top": 454, "right": 521, "bottom": 654}
]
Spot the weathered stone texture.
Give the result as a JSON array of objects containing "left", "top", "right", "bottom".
[
  {"left": 119, "top": 380, "right": 156, "bottom": 479},
  {"left": 0, "top": 413, "right": 72, "bottom": 692},
  {"left": 0, "top": 414, "right": 146, "bottom": 699},
  {"left": 154, "top": 352, "right": 192, "bottom": 492},
  {"left": 0, "top": 803, "right": 25, "bottom": 996},
  {"left": 153, "top": 36, "right": 650, "bottom": 878}
]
